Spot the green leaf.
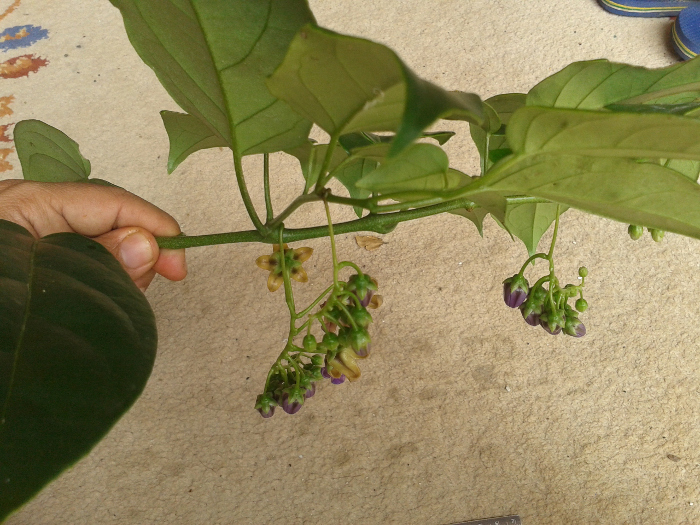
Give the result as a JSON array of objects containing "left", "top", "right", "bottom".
[
  {"left": 285, "top": 141, "right": 347, "bottom": 193},
  {"left": 160, "top": 111, "right": 228, "bottom": 174},
  {"left": 605, "top": 102, "right": 700, "bottom": 115},
  {"left": 355, "top": 143, "right": 470, "bottom": 193},
  {"left": 0, "top": 220, "right": 157, "bottom": 521},
  {"left": 507, "top": 107, "right": 700, "bottom": 161},
  {"left": 473, "top": 154, "right": 700, "bottom": 240},
  {"left": 662, "top": 158, "right": 700, "bottom": 182},
  {"left": 470, "top": 93, "right": 526, "bottom": 173},
  {"left": 14, "top": 120, "right": 91, "bottom": 182},
  {"left": 449, "top": 206, "right": 489, "bottom": 236},
  {"left": 338, "top": 130, "right": 455, "bottom": 153},
  {"left": 527, "top": 58, "right": 700, "bottom": 109},
  {"left": 110, "top": 0, "right": 314, "bottom": 157},
  {"left": 333, "top": 158, "right": 376, "bottom": 217},
  {"left": 267, "top": 25, "right": 495, "bottom": 157},
  {"left": 503, "top": 201, "right": 568, "bottom": 256}
]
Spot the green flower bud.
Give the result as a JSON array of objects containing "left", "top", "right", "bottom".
[
  {"left": 350, "top": 306, "right": 373, "bottom": 328},
  {"left": 348, "top": 327, "right": 371, "bottom": 357},
  {"left": 322, "top": 332, "right": 339, "bottom": 351},
  {"left": 347, "top": 273, "right": 378, "bottom": 303},
  {"left": 255, "top": 392, "right": 278, "bottom": 418},
  {"left": 578, "top": 267, "right": 588, "bottom": 278},
  {"left": 302, "top": 334, "right": 317, "bottom": 352},
  {"left": 649, "top": 228, "right": 664, "bottom": 242},
  {"left": 575, "top": 298, "right": 588, "bottom": 312},
  {"left": 311, "top": 354, "right": 324, "bottom": 367},
  {"left": 628, "top": 224, "right": 643, "bottom": 240}
]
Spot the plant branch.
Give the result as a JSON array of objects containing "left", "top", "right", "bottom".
[
  {"left": 233, "top": 151, "right": 265, "bottom": 232},
  {"left": 263, "top": 153, "right": 273, "bottom": 223},
  {"left": 157, "top": 197, "right": 478, "bottom": 249}
]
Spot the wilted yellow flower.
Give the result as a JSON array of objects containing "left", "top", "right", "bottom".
[
  {"left": 326, "top": 348, "right": 362, "bottom": 382},
  {"left": 255, "top": 243, "right": 313, "bottom": 292}
]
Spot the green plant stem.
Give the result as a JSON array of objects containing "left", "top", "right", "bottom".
[
  {"left": 233, "top": 152, "right": 264, "bottom": 232},
  {"left": 158, "top": 197, "right": 470, "bottom": 248},
  {"left": 278, "top": 226, "right": 296, "bottom": 317},
  {"left": 519, "top": 253, "right": 548, "bottom": 275},
  {"left": 324, "top": 198, "right": 339, "bottom": 286},
  {"left": 337, "top": 261, "right": 363, "bottom": 275},
  {"left": 297, "top": 284, "right": 334, "bottom": 318},
  {"left": 314, "top": 134, "right": 340, "bottom": 191},
  {"left": 546, "top": 204, "right": 561, "bottom": 308},
  {"left": 157, "top": 195, "right": 555, "bottom": 250},
  {"left": 267, "top": 194, "right": 320, "bottom": 231},
  {"left": 263, "top": 153, "right": 273, "bottom": 223}
]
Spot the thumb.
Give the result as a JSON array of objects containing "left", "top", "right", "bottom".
[{"left": 94, "top": 227, "right": 159, "bottom": 292}]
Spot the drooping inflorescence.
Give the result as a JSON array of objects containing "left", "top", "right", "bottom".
[
  {"left": 254, "top": 251, "right": 382, "bottom": 418},
  {"left": 503, "top": 266, "right": 587, "bottom": 337}
]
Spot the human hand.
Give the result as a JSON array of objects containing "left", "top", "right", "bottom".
[{"left": 0, "top": 179, "right": 187, "bottom": 291}]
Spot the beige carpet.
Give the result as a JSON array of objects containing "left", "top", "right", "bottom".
[{"left": 4, "top": 0, "right": 700, "bottom": 523}]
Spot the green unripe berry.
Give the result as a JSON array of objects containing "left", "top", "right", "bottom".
[
  {"left": 628, "top": 224, "right": 643, "bottom": 240},
  {"left": 649, "top": 228, "right": 665, "bottom": 242},
  {"left": 302, "top": 334, "right": 317, "bottom": 352},
  {"left": 311, "top": 354, "right": 324, "bottom": 367},
  {"left": 575, "top": 298, "right": 588, "bottom": 312},
  {"left": 578, "top": 267, "right": 588, "bottom": 278},
  {"left": 322, "top": 332, "right": 339, "bottom": 351}
]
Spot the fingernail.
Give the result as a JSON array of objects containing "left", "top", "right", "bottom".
[{"left": 119, "top": 232, "right": 154, "bottom": 269}]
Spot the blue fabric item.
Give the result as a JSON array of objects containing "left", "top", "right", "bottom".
[
  {"left": 598, "top": 0, "right": 697, "bottom": 17},
  {"left": 672, "top": 5, "right": 700, "bottom": 59}
]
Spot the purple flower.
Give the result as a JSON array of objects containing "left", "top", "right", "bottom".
[
  {"left": 257, "top": 406, "right": 275, "bottom": 418},
  {"left": 540, "top": 322, "right": 562, "bottom": 335},
  {"left": 281, "top": 386, "right": 305, "bottom": 414},
  {"left": 564, "top": 318, "right": 586, "bottom": 338},
  {"left": 321, "top": 366, "right": 347, "bottom": 384},
  {"left": 522, "top": 309, "right": 540, "bottom": 326},
  {"left": 353, "top": 343, "right": 371, "bottom": 358},
  {"left": 305, "top": 383, "right": 316, "bottom": 398},
  {"left": 255, "top": 393, "right": 278, "bottom": 419},
  {"left": 503, "top": 274, "right": 529, "bottom": 308}
]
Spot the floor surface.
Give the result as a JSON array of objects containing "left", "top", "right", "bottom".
[{"left": 2, "top": 1, "right": 699, "bottom": 523}]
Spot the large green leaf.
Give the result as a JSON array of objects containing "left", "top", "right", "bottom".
[
  {"left": 333, "top": 157, "right": 375, "bottom": 218},
  {"left": 503, "top": 201, "right": 568, "bottom": 256},
  {"left": 338, "top": 130, "right": 455, "bottom": 153},
  {"left": 109, "top": 0, "right": 314, "bottom": 158},
  {"left": 507, "top": 107, "right": 700, "bottom": 160},
  {"left": 661, "top": 158, "right": 700, "bottom": 182},
  {"left": 0, "top": 220, "right": 157, "bottom": 521},
  {"left": 14, "top": 120, "right": 91, "bottom": 182},
  {"left": 471, "top": 154, "right": 700, "bottom": 240},
  {"left": 470, "top": 93, "right": 526, "bottom": 174},
  {"left": 160, "top": 111, "right": 228, "bottom": 174},
  {"left": 267, "top": 25, "right": 496, "bottom": 156},
  {"left": 449, "top": 206, "right": 490, "bottom": 236},
  {"left": 355, "top": 143, "right": 470, "bottom": 193},
  {"left": 527, "top": 57, "right": 700, "bottom": 109},
  {"left": 285, "top": 141, "right": 348, "bottom": 193}
]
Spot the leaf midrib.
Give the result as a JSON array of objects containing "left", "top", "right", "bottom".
[{"left": 0, "top": 238, "right": 37, "bottom": 431}]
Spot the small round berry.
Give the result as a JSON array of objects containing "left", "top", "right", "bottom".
[
  {"left": 628, "top": 224, "right": 643, "bottom": 240},
  {"left": 578, "top": 267, "right": 588, "bottom": 278},
  {"left": 650, "top": 228, "right": 665, "bottom": 242},
  {"left": 575, "top": 298, "right": 588, "bottom": 312}
]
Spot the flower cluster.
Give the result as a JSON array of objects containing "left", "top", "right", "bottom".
[
  {"left": 255, "top": 272, "right": 382, "bottom": 418},
  {"left": 503, "top": 266, "right": 588, "bottom": 337}
]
